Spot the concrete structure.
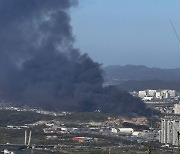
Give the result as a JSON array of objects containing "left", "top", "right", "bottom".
[
  {"left": 138, "top": 89, "right": 177, "bottom": 100},
  {"left": 168, "top": 90, "right": 176, "bottom": 98},
  {"left": 138, "top": 91, "right": 147, "bottom": 98},
  {"left": 174, "top": 104, "right": 180, "bottom": 114},
  {"left": 156, "top": 92, "right": 161, "bottom": 99},
  {"left": 164, "top": 92, "right": 169, "bottom": 99},
  {"left": 118, "top": 128, "right": 133, "bottom": 135},
  {"left": 147, "top": 90, "right": 156, "bottom": 97},
  {"left": 160, "top": 117, "right": 180, "bottom": 145},
  {"left": 132, "top": 131, "right": 141, "bottom": 137},
  {"left": 138, "top": 131, "right": 159, "bottom": 140},
  {"left": 111, "top": 128, "right": 118, "bottom": 133},
  {"left": 143, "top": 96, "right": 153, "bottom": 101}
]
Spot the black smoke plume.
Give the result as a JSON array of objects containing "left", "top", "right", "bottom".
[
  {"left": 0, "top": 0, "right": 149, "bottom": 116},
  {"left": 0, "top": 0, "right": 102, "bottom": 110}
]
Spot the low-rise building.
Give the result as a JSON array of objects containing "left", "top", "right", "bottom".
[
  {"left": 174, "top": 103, "right": 180, "bottom": 114},
  {"left": 118, "top": 128, "right": 134, "bottom": 135}
]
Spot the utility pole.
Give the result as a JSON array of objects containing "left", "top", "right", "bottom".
[
  {"left": 28, "top": 131, "right": 32, "bottom": 146},
  {"left": 24, "top": 130, "right": 32, "bottom": 147},
  {"left": 25, "top": 130, "right": 27, "bottom": 145}
]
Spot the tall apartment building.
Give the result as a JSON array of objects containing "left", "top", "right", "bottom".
[
  {"left": 139, "top": 89, "right": 177, "bottom": 100},
  {"left": 160, "top": 117, "right": 180, "bottom": 145}
]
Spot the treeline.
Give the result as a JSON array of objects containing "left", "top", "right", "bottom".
[{"left": 0, "top": 110, "right": 53, "bottom": 126}]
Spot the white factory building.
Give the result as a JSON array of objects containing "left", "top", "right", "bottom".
[{"left": 111, "top": 128, "right": 134, "bottom": 135}]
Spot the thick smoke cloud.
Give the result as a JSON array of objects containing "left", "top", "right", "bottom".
[
  {"left": 0, "top": 0, "right": 149, "bottom": 116},
  {"left": 0, "top": 0, "right": 102, "bottom": 109}
]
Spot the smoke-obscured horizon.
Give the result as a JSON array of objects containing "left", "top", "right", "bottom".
[
  {"left": 0, "top": 0, "right": 104, "bottom": 110},
  {"left": 0, "top": 0, "right": 149, "bottom": 116}
]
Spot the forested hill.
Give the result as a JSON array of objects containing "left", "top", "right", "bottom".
[{"left": 103, "top": 65, "right": 180, "bottom": 82}]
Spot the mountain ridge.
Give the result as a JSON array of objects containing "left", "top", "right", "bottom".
[{"left": 103, "top": 65, "right": 180, "bottom": 82}]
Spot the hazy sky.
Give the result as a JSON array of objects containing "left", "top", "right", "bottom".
[{"left": 70, "top": 0, "right": 180, "bottom": 68}]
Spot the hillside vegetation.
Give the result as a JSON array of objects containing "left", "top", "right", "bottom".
[{"left": 104, "top": 65, "right": 180, "bottom": 82}]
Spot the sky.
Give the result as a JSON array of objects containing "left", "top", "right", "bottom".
[{"left": 70, "top": 0, "right": 180, "bottom": 68}]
